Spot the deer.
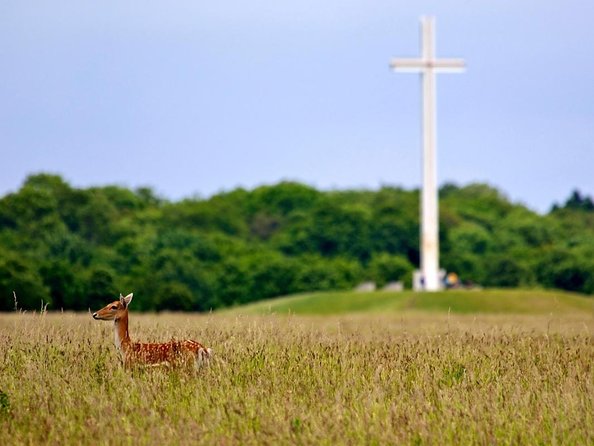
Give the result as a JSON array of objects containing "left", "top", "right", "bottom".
[{"left": 92, "top": 293, "right": 212, "bottom": 369}]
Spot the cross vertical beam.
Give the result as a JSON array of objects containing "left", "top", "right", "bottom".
[{"left": 390, "top": 17, "right": 465, "bottom": 291}]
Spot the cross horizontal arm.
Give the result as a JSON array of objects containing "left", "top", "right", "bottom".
[{"left": 390, "top": 58, "right": 465, "bottom": 73}]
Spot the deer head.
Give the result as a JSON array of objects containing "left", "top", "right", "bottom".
[{"left": 92, "top": 293, "right": 133, "bottom": 321}]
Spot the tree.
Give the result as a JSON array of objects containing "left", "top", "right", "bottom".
[
  {"left": 135, "top": 249, "right": 214, "bottom": 311},
  {"left": 0, "top": 252, "right": 50, "bottom": 311},
  {"left": 564, "top": 190, "right": 594, "bottom": 212},
  {"left": 367, "top": 253, "right": 414, "bottom": 288},
  {"left": 535, "top": 249, "right": 594, "bottom": 293},
  {"left": 85, "top": 267, "right": 118, "bottom": 311},
  {"left": 482, "top": 255, "right": 531, "bottom": 288},
  {"left": 154, "top": 283, "right": 196, "bottom": 312},
  {"left": 293, "top": 255, "right": 362, "bottom": 293},
  {"left": 276, "top": 201, "right": 372, "bottom": 261},
  {"left": 2, "top": 174, "right": 594, "bottom": 311},
  {"left": 39, "top": 260, "right": 84, "bottom": 310},
  {"left": 247, "top": 182, "right": 321, "bottom": 216},
  {"left": 247, "top": 253, "right": 298, "bottom": 302},
  {"left": 448, "top": 222, "right": 492, "bottom": 255}
]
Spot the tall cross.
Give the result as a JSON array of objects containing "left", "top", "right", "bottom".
[{"left": 390, "top": 16, "right": 465, "bottom": 291}]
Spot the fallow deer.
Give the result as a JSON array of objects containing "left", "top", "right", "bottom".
[{"left": 92, "top": 293, "right": 212, "bottom": 369}]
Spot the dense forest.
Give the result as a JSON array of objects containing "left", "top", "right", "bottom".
[{"left": 1, "top": 173, "right": 593, "bottom": 312}]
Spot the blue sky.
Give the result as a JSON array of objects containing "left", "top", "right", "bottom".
[{"left": 1, "top": 1, "right": 593, "bottom": 213}]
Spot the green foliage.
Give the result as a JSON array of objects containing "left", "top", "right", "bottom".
[
  {"left": 553, "top": 189, "right": 594, "bottom": 212},
  {"left": 247, "top": 182, "right": 321, "bottom": 216},
  {"left": 1, "top": 174, "right": 593, "bottom": 311},
  {"left": 369, "top": 187, "right": 420, "bottom": 264},
  {"left": 293, "top": 255, "right": 362, "bottom": 292},
  {"left": 85, "top": 267, "right": 118, "bottom": 311},
  {"left": 482, "top": 255, "right": 532, "bottom": 288},
  {"left": 0, "top": 251, "right": 50, "bottom": 311},
  {"left": 153, "top": 282, "right": 196, "bottom": 312},
  {"left": 276, "top": 200, "right": 372, "bottom": 261},
  {"left": 39, "top": 260, "right": 85, "bottom": 310},
  {"left": 0, "top": 390, "right": 9, "bottom": 416},
  {"left": 367, "top": 253, "right": 413, "bottom": 287},
  {"left": 441, "top": 183, "right": 514, "bottom": 228},
  {"left": 137, "top": 249, "right": 214, "bottom": 311},
  {"left": 449, "top": 222, "right": 492, "bottom": 255},
  {"left": 535, "top": 249, "right": 594, "bottom": 293}
]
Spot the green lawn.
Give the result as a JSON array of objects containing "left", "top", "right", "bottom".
[{"left": 227, "top": 289, "right": 594, "bottom": 315}]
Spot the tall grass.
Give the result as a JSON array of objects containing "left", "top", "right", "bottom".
[{"left": 0, "top": 311, "right": 592, "bottom": 445}]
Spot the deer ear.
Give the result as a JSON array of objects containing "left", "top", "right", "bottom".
[{"left": 121, "top": 293, "right": 133, "bottom": 307}]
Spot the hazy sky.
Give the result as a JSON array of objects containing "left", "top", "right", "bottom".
[{"left": 1, "top": 1, "right": 593, "bottom": 213}]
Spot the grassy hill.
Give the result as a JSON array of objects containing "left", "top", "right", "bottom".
[{"left": 226, "top": 289, "right": 594, "bottom": 316}]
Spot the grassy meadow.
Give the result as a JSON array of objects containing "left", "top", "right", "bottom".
[
  {"left": 231, "top": 288, "right": 593, "bottom": 315},
  {"left": 0, "top": 291, "right": 593, "bottom": 445}
]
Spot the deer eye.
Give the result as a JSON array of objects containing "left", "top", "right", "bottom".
[{"left": 111, "top": 305, "right": 118, "bottom": 310}]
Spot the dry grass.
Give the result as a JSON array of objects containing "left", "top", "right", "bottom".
[{"left": 0, "top": 311, "right": 592, "bottom": 445}]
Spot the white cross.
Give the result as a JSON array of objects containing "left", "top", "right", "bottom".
[{"left": 390, "top": 16, "right": 465, "bottom": 291}]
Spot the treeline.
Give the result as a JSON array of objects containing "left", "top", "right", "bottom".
[{"left": 1, "top": 174, "right": 593, "bottom": 311}]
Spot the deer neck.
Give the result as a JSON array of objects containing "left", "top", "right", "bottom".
[{"left": 113, "top": 311, "right": 131, "bottom": 351}]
